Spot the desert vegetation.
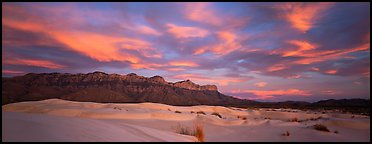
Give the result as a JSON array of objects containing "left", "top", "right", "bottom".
[
  {"left": 175, "top": 111, "right": 182, "bottom": 113},
  {"left": 289, "top": 117, "right": 299, "bottom": 122},
  {"left": 174, "top": 123, "right": 205, "bottom": 142},
  {"left": 211, "top": 112, "right": 222, "bottom": 118},
  {"left": 313, "top": 124, "right": 330, "bottom": 132},
  {"left": 196, "top": 111, "right": 206, "bottom": 115},
  {"left": 282, "top": 131, "right": 290, "bottom": 136},
  {"left": 237, "top": 115, "right": 247, "bottom": 120}
]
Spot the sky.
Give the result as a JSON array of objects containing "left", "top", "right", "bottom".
[{"left": 2, "top": 2, "right": 370, "bottom": 102}]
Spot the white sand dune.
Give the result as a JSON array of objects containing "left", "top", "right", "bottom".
[{"left": 2, "top": 99, "right": 370, "bottom": 142}]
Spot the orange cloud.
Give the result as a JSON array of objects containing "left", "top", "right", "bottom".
[
  {"left": 287, "top": 74, "right": 301, "bottom": 79},
  {"left": 254, "top": 82, "right": 268, "bottom": 87},
  {"left": 295, "top": 42, "right": 370, "bottom": 65},
  {"left": 267, "top": 64, "right": 286, "bottom": 72},
  {"left": 193, "top": 31, "right": 241, "bottom": 55},
  {"left": 3, "top": 58, "right": 65, "bottom": 69},
  {"left": 166, "top": 23, "right": 209, "bottom": 38},
  {"left": 2, "top": 7, "right": 161, "bottom": 64},
  {"left": 232, "top": 89, "right": 311, "bottom": 99},
  {"left": 131, "top": 63, "right": 165, "bottom": 70},
  {"left": 283, "top": 40, "right": 317, "bottom": 57},
  {"left": 169, "top": 61, "right": 199, "bottom": 67},
  {"left": 137, "top": 25, "right": 162, "bottom": 36},
  {"left": 325, "top": 70, "right": 337, "bottom": 74},
  {"left": 184, "top": 2, "right": 222, "bottom": 26},
  {"left": 2, "top": 70, "right": 25, "bottom": 75},
  {"left": 311, "top": 67, "right": 320, "bottom": 71},
  {"left": 217, "top": 31, "right": 236, "bottom": 43},
  {"left": 277, "top": 3, "right": 334, "bottom": 32}
]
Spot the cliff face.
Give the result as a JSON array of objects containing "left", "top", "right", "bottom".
[
  {"left": 2, "top": 71, "right": 248, "bottom": 106},
  {"left": 172, "top": 80, "right": 218, "bottom": 91}
]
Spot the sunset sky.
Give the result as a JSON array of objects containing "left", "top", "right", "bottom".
[{"left": 2, "top": 2, "right": 370, "bottom": 102}]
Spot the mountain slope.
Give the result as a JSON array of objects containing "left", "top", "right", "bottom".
[{"left": 2, "top": 71, "right": 255, "bottom": 106}]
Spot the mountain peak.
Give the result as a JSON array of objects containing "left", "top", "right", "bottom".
[{"left": 173, "top": 79, "right": 217, "bottom": 91}]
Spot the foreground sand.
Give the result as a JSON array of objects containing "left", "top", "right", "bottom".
[{"left": 2, "top": 99, "right": 370, "bottom": 142}]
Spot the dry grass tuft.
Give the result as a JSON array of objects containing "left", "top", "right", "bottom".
[
  {"left": 282, "top": 131, "right": 290, "bottom": 136},
  {"left": 190, "top": 111, "right": 195, "bottom": 114},
  {"left": 175, "top": 110, "right": 182, "bottom": 113},
  {"left": 290, "top": 117, "right": 299, "bottom": 122},
  {"left": 194, "top": 123, "right": 204, "bottom": 142},
  {"left": 313, "top": 124, "right": 330, "bottom": 132},
  {"left": 196, "top": 111, "right": 206, "bottom": 115},
  {"left": 174, "top": 123, "right": 205, "bottom": 142},
  {"left": 237, "top": 115, "right": 247, "bottom": 120},
  {"left": 211, "top": 112, "right": 222, "bottom": 118}
]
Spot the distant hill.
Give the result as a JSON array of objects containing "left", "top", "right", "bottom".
[
  {"left": 2, "top": 71, "right": 257, "bottom": 106},
  {"left": 2, "top": 72, "right": 369, "bottom": 115}
]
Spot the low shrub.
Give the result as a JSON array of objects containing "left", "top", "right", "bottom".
[
  {"left": 211, "top": 112, "right": 222, "bottom": 118},
  {"left": 196, "top": 111, "right": 206, "bottom": 115},
  {"left": 313, "top": 124, "right": 330, "bottom": 132}
]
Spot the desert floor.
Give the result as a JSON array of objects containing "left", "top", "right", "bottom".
[{"left": 2, "top": 99, "right": 370, "bottom": 142}]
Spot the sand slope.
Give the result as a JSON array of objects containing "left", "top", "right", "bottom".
[{"left": 2, "top": 99, "right": 370, "bottom": 142}]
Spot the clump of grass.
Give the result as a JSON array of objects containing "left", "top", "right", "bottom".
[
  {"left": 174, "top": 123, "right": 192, "bottom": 135},
  {"left": 313, "top": 124, "right": 330, "bottom": 132},
  {"left": 175, "top": 111, "right": 182, "bottom": 113},
  {"left": 290, "top": 117, "right": 299, "bottom": 122},
  {"left": 211, "top": 112, "right": 222, "bottom": 118},
  {"left": 196, "top": 111, "right": 206, "bottom": 115},
  {"left": 237, "top": 115, "right": 247, "bottom": 120},
  {"left": 282, "top": 131, "right": 290, "bottom": 136},
  {"left": 168, "top": 108, "right": 171, "bottom": 111},
  {"left": 194, "top": 123, "right": 204, "bottom": 142},
  {"left": 174, "top": 123, "right": 205, "bottom": 142},
  {"left": 334, "top": 130, "right": 339, "bottom": 134},
  {"left": 309, "top": 116, "right": 322, "bottom": 121},
  {"left": 264, "top": 117, "right": 271, "bottom": 120},
  {"left": 190, "top": 111, "right": 195, "bottom": 114}
]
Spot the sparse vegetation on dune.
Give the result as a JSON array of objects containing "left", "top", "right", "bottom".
[
  {"left": 264, "top": 117, "right": 271, "bottom": 120},
  {"left": 194, "top": 123, "right": 204, "bottom": 142},
  {"left": 211, "top": 112, "right": 222, "bottom": 118},
  {"left": 190, "top": 111, "right": 195, "bottom": 114},
  {"left": 175, "top": 111, "right": 182, "bottom": 113},
  {"left": 282, "top": 131, "right": 290, "bottom": 136},
  {"left": 174, "top": 123, "right": 192, "bottom": 135},
  {"left": 174, "top": 123, "right": 205, "bottom": 142},
  {"left": 289, "top": 117, "right": 299, "bottom": 122},
  {"left": 196, "top": 111, "right": 206, "bottom": 115},
  {"left": 237, "top": 115, "right": 247, "bottom": 120},
  {"left": 313, "top": 124, "right": 330, "bottom": 132}
]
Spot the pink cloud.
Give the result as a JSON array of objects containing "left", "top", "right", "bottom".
[
  {"left": 282, "top": 40, "right": 318, "bottom": 57},
  {"left": 325, "top": 70, "right": 337, "bottom": 74},
  {"left": 267, "top": 64, "right": 286, "bottom": 72},
  {"left": 254, "top": 82, "right": 268, "bottom": 87},
  {"left": 193, "top": 31, "right": 242, "bottom": 55},
  {"left": 166, "top": 23, "right": 209, "bottom": 38},
  {"left": 169, "top": 61, "right": 199, "bottom": 67},
  {"left": 137, "top": 25, "right": 162, "bottom": 36},
  {"left": 184, "top": 2, "right": 222, "bottom": 26},
  {"left": 276, "top": 3, "right": 334, "bottom": 32},
  {"left": 3, "top": 58, "right": 65, "bottom": 69},
  {"left": 231, "top": 88, "right": 312, "bottom": 100},
  {"left": 2, "top": 70, "right": 26, "bottom": 76}
]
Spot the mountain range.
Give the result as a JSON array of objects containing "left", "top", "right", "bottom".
[{"left": 2, "top": 71, "right": 369, "bottom": 115}]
